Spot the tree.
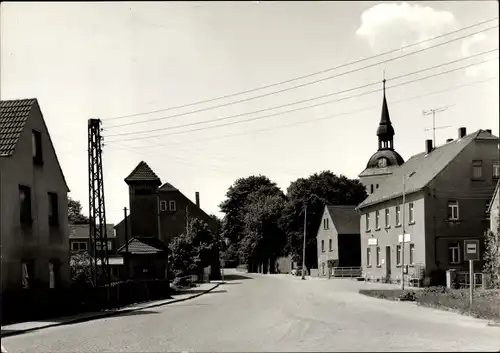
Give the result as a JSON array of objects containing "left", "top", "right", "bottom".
[
  {"left": 281, "top": 171, "right": 367, "bottom": 269},
  {"left": 240, "top": 192, "right": 287, "bottom": 272},
  {"left": 69, "top": 251, "right": 94, "bottom": 287},
  {"left": 219, "top": 175, "right": 282, "bottom": 245},
  {"left": 68, "top": 197, "right": 89, "bottom": 224},
  {"left": 168, "top": 218, "right": 216, "bottom": 279},
  {"left": 484, "top": 214, "right": 500, "bottom": 289}
]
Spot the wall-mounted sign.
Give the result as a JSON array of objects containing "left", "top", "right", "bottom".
[
  {"left": 464, "top": 239, "right": 479, "bottom": 261},
  {"left": 398, "top": 233, "right": 411, "bottom": 243},
  {"left": 368, "top": 238, "right": 378, "bottom": 246}
]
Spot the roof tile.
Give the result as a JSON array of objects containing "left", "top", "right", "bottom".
[
  {"left": 0, "top": 99, "right": 36, "bottom": 156},
  {"left": 117, "top": 237, "right": 168, "bottom": 254},
  {"left": 125, "top": 161, "right": 161, "bottom": 183},
  {"left": 326, "top": 205, "right": 360, "bottom": 234}
]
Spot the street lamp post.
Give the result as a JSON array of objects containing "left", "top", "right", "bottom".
[{"left": 302, "top": 204, "right": 307, "bottom": 280}]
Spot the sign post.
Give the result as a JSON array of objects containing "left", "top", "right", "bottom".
[{"left": 464, "top": 240, "right": 479, "bottom": 308}]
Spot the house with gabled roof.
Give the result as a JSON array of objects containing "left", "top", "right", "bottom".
[
  {"left": 356, "top": 125, "right": 499, "bottom": 286},
  {"left": 114, "top": 161, "right": 221, "bottom": 280},
  {"left": 317, "top": 205, "right": 361, "bottom": 277},
  {"left": 0, "top": 98, "right": 71, "bottom": 293}
]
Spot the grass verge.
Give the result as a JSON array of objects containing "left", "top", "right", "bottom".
[{"left": 359, "top": 287, "right": 500, "bottom": 321}]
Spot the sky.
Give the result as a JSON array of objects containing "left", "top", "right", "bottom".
[{"left": 1, "top": 1, "right": 499, "bottom": 224}]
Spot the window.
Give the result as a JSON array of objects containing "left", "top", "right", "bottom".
[
  {"left": 71, "top": 241, "right": 87, "bottom": 251},
  {"left": 111, "top": 267, "right": 119, "bottom": 277},
  {"left": 49, "top": 261, "right": 58, "bottom": 289},
  {"left": 160, "top": 200, "right": 167, "bottom": 212},
  {"left": 493, "top": 161, "right": 499, "bottom": 179},
  {"left": 409, "top": 244, "right": 415, "bottom": 265},
  {"left": 375, "top": 210, "right": 380, "bottom": 230},
  {"left": 395, "top": 206, "right": 401, "bottom": 226},
  {"left": 376, "top": 247, "right": 381, "bottom": 267},
  {"left": 321, "top": 262, "right": 325, "bottom": 275},
  {"left": 32, "top": 130, "right": 43, "bottom": 164},
  {"left": 19, "top": 185, "right": 32, "bottom": 224},
  {"left": 321, "top": 240, "right": 325, "bottom": 252},
  {"left": 366, "top": 248, "right": 372, "bottom": 267},
  {"left": 169, "top": 200, "right": 176, "bottom": 211},
  {"left": 385, "top": 208, "right": 390, "bottom": 228},
  {"left": 370, "top": 185, "right": 374, "bottom": 194},
  {"left": 96, "top": 241, "right": 112, "bottom": 251},
  {"left": 376, "top": 184, "right": 379, "bottom": 189},
  {"left": 447, "top": 200, "right": 459, "bottom": 220},
  {"left": 449, "top": 242, "right": 460, "bottom": 264},
  {"left": 22, "top": 261, "right": 34, "bottom": 289},
  {"left": 396, "top": 245, "right": 402, "bottom": 265},
  {"left": 329, "top": 238, "right": 332, "bottom": 251},
  {"left": 408, "top": 203, "right": 414, "bottom": 224},
  {"left": 472, "top": 160, "right": 483, "bottom": 179},
  {"left": 48, "top": 192, "right": 59, "bottom": 225},
  {"left": 365, "top": 213, "right": 370, "bottom": 232},
  {"left": 323, "top": 218, "right": 329, "bottom": 229}
]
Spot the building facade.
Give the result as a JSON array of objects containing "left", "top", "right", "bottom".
[
  {"left": 0, "top": 99, "right": 71, "bottom": 292},
  {"left": 317, "top": 205, "right": 361, "bottom": 277},
  {"left": 357, "top": 127, "right": 499, "bottom": 285},
  {"left": 488, "top": 180, "right": 500, "bottom": 235}
]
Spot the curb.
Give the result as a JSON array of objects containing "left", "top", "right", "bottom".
[{"left": 1, "top": 283, "right": 220, "bottom": 338}]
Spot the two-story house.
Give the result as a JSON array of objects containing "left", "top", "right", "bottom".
[
  {"left": 114, "top": 161, "right": 221, "bottom": 280},
  {"left": 316, "top": 205, "right": 361, "bottom": 278},
  {"left": 69, "top": 223, "right": 123, "bottom": 280},
  {"left": 0, "top": 98, "right": 70, "bottom": 292},
  {"left": 357, "top": 126, "right": 498, "bottom": 286}
]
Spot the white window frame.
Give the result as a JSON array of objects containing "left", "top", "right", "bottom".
[
  {"left": 321, "top": 239, "right": 325, "bottom": 252},
  {"left": 375, "top": 210, "right": 380, "bottom": 230},
  {"left": 396, "top": 245, "right": 402, "bottom": 265},
  {"left": 385, "top": 208, "right": 390, "bottom": 228},
  {"left": 409, "top": 244, "right": 415, "bottom": 265},
  {"left": 408, "top": 203, "right": 414, "bottom": 224},
  {"left": 472, "top": 160, "right": 483, "bottom": 179},
  {"left": 449, "top": 242, "right": 460, "bottom": 264},
  {"left": 169, "top": 200, "right": 176, "bottom": 211},
  {"left": 366, "top": 213, "right": 370, "bottom": 232},
  {"left": 395, "top": 205, "right": 401, "bottom": 226},
  {"left": 96, "top": 241, "right": 112, "bottom": 251},
  {"left": 323, "top": 218, "right": 329, "bottom": 229},
  {"left": 366, "top": 248, "right": 372, "bottom": 267},
  {"left": 447, "top": 200, "right": 459, "bottom": 220},
  {"left": 160, "top": 200, "right": 167, "bottom": 212},
  {"left": 493, "top": 161, "right": 500, "bottom": 178},
  {"left": 376, "top": 246, "right": 381, "bottom": 267},
  {"left": 71, "top": 241, "right": 88, "bottom": 251},
  {"left": 329, "top": 238, "right": 332, "bottom": 252}
]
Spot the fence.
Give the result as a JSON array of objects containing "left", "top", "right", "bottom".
[
  {"left": 1, "top": 279, "right": 172, "bottom": 325},
  {"left": 330, "top": 267, "right": 362, "bottom": 278},
  {"left": 456, "top": 271, "right": 485, "bottom": 289}
]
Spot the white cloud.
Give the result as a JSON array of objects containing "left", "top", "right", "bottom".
[{"left": 356, "top": 2, "right": 457, "bottom": 51}]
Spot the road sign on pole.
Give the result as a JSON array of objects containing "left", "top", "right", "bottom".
[{"left": 464, "top": 240, "right": 479, "bottom": 308}]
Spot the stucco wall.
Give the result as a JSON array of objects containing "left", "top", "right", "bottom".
[
  {"left": 316, "top": 208, "right": 338, "bottom": 277},
  {"left": 1, "top": 104, "right": 70, "bottom": 292}
]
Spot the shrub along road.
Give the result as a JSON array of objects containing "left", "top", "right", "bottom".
[{"left": 3, "top": 270, "right": 500, "bottom": 352}]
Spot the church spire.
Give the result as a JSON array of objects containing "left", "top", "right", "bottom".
[{"left": 376, "top": 78, "right": 395, "bottom": 150}]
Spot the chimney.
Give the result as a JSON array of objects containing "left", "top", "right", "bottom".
[
  {"left": 195, "top": 192, "right": 200, "bottom": 207},
  {"left": 425, "top": 139, "right": 434, "bottom": 154},
  {"left": 486, "top": 129, "right": 492, "bottom": 134},
  {"left": 446, "top": 138, "right": 453, "bottom": 143},
  {"left": 458, "top": 127, "right": 466, "bottom": 139}
]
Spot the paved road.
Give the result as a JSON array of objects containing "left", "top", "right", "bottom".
[{"left": 3, "top": 270, "right": 500, "bottom": 352}]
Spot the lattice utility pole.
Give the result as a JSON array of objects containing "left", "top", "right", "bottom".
[
  {"left": 423, "top": 104, "right": 455, "bottom": 146},
  {"left": 88, "top": 118, "right": 110, "bottom": 287}
]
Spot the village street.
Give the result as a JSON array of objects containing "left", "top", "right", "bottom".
[{"left": 3, "top": 269, "right": 500, "bottom": 352}]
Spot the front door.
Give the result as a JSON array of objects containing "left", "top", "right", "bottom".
[{"left": 385, "top": 246, "right": 391, "bottom": 280}]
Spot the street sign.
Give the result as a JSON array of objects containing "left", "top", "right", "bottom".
[
  {"left": 464, "top": 239, "right": 480, "bottom": 261},
  {"left": 398, "top": 233, "right": 411, "bottom": 243},
  {"left": 368, "top": 238, "right": 378, "bottom": 246}
]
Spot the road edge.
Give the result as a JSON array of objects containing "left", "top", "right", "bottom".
[{"left": 1, "top": 282, "right": 221, "bottom": 338}]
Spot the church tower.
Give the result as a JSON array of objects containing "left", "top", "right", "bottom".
[{"left": 358, "top": 79, "right": 405, "bottom": 195}]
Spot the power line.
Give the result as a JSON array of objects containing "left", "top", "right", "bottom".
[
  {"left": 101, "top": 17, "right": 498, "bottom": 122},
  {"left": 105, "top": 55, "right": 499, "bottom": 143},
  {"left": 103, "top": 25, "right": 498, "bottom": 129},
  {"left": 109, "top": 76, "right": 496, "bottom": 149},
  {"left": 104, "top": 48, "right": 498, "bottom": 139}
]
